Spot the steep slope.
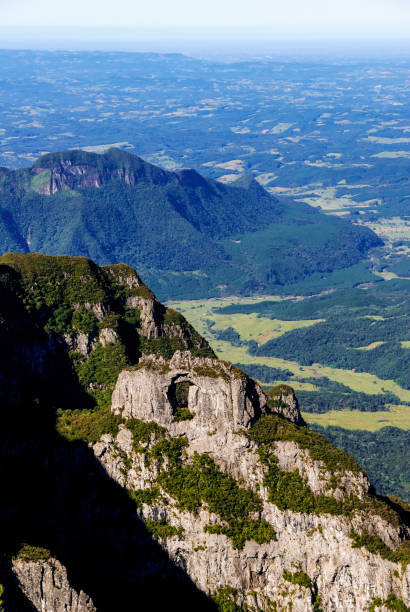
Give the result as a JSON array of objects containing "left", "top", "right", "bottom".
[
  {"left": 0, "top": 149, "right": 382, "bottom": 299},
  {"left": 0, "top": 253, "right": 408, "bottom": 612}
]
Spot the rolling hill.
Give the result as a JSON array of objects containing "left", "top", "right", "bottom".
[{"left": 0, "top": 148, "right": 382, "bottom": 300}]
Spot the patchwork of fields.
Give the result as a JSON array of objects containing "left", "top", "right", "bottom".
[
  {"left": 169, "top": 290, "right": 410, "bottom": 425},
  {"left": 1, "top": 50, "right": 410, "bottom": 235},
  {"left": 170, "top": 286, "right": 410, "bottom": 499}
]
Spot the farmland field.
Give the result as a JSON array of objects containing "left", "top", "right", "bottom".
[
  {"left": 304, "top": 404, "right": 410, "bottom": 432},
  {"left": 170, "top": 289, "right": 410, "bottom": 499},
  {"left": 1, "top": 49, "right": 410, "bottom": 238}
]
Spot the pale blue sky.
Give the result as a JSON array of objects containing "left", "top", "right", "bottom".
[{"left": 1, "top": 0, "right": 410, "bottom": 36}]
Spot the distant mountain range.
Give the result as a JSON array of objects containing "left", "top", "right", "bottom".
[{"left": 0, "top": 148, "right": 382, "bottom": 299}]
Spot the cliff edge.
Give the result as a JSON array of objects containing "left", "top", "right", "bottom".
[{"left": 0, "top": 253, "right": 408, "bottom": 612}]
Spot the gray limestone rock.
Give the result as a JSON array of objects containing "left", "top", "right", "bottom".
[
  {"left": 101, "top": 350, "right": 410, "bottom": 611},
  {"left": 12, "top": 557, "right": 95, "bottom": 611},
  {"left": 111, "top": 351, "right": 266, "bottom": 431}
]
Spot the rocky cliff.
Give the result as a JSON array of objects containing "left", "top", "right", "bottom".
[
  {"left": 12, "top": 552, "right": 95, "bottom": 612},
  {"left": 0, "top": 253, "right": 408, "bottom": 612}
]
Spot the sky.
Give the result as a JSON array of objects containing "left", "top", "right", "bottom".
[{"left": 1, "top": 0, "right": 410, "bottom": 36}]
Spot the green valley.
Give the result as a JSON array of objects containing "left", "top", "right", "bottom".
[{"left": 169, "top": 283, "right": 410, "bottom": 501}]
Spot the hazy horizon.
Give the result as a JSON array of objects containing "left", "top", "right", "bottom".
[
  {"left": 1, "top": 26, "right": 410, "bottom": 60},
  {"left": 1, "top": 0, "right": 410, "bottom": 59},
  {"left": 2, "top": 0, "right": 410, "bottom": 31}
]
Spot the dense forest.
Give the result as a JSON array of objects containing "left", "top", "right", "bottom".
[{"left": 0, "top": 149, "right": 381, "bottom": 300}]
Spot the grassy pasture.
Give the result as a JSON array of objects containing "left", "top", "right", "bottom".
[
  {"left": 168, "top": 295, "right": 286, "bottom": 337},
  {"left": 170, "top": 297, "right": 410, "bottom": 405},
  {"left": 210, "top": 313, "right": 324, "bottom": 345},
  {"left": 303, "top": 404, "right": 410, "bottom": 432},
  {"left": 372, "top": 150, "right": 410, "bottom": 158},
  {"left": 81, "top": 142, "right": 133, "bottom": 153},
  {"left": 367, "top": 217, "right": 410, "bottom": 243},
  {"left": 355, "top": 341, "right": 385, "bottom": 351}
]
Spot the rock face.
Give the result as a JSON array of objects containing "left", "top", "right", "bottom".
[
  {"left": 100, "top": 355, "right": 410, "bottom": 612},
  {"left": 12, "top": 558, "right": 95, "bottom": 611},
  {"left": 266, "top": 384, "right": 304, "bottom": 425},
  {"left": 0, "top": 253, "right": 408, "bottom": 612},
  {"left": 112, "top": 352, "right": 266, "bottom": 431}
]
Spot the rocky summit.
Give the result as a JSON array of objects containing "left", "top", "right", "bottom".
[{"left": 0, "top": 253, "right": 409, "bottom": 611}]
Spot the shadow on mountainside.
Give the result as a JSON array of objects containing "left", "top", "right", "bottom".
[
  {"left": 0, "top": 395, "right": 217, "bottom": 610},
  {"left": 0, "top": 278, "right": 217, "bottom": 611},
  {"left": 1, "top": 422, "right": 217, "bottom": 611}
]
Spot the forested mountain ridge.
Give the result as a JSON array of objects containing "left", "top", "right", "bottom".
[
  {"left": 0, "top": 252, "right": 409, "bottom": 611},
  {"left": 0, "top": 148, "right": 381, "bottom": 299}
]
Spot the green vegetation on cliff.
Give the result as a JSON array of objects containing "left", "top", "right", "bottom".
[
  {"left": 121, "top": 418, "right": 276, "bottom": 550},
  {"left": 351, "top": 531, "right": 410, "bottom": 567},
  {"left": 248, "top": 414, "right": 361, "bottom": 474},
  {"left": 369, "top": 594, "right": 410, "bottom": 612},
  {"left": 0, "top": 252, "right": 109, "bottom": 308},
  {"left": 145, "top": 520, "right": 184, "bottom": 540},
  {"left": 157, "top": 450, "right": 276, "bottom": 550},
  {"left": 15, "top": 545, "right": 51, "bottom": 563},
  {"left": 56, "top": 406, "right": 123, "bottom": 445},
  {"left": 283, "top": 570, "right": 312, "bottom": 590},
  {"left": 248, "top": 414, "right": 407, "bottom": 526}
]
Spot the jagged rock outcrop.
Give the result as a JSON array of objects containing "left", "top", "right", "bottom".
[
  {"left": 63, "top": 331, "right": 98, "bottom": 357},
  {"left": 266, "top": 384, "right": 304, "bottom": 425},
  {"left": 0, "top": 253, "right": 408, "bottom": 612},
  {"left": 12, "top": 557, "right": 95, "bottom": 611},
  {"left": 273, "top": 439, "right": 370, "bottom": 500}
]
